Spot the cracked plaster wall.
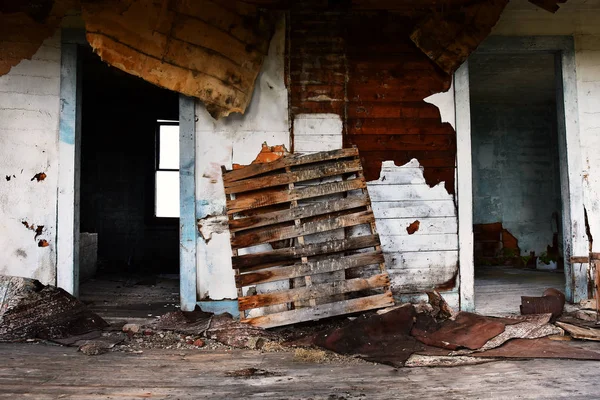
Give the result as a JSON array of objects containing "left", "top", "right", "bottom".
[{"left": 0, "top": 33, "right": 61, "bottom": 284}]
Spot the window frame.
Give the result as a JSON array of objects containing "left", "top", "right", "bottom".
[{"left": 154, "top": 120, "right": 180, "bottom": 220}]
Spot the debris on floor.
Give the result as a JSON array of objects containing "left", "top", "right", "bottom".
[
  {"left": 555, "top": 321, "right": 600, "bottom": 341},
  {"left": 520, "top": 288, "right": 565, "bottom": 318},
  {"left": 0, "top": 275, "right": 108, "bottom": 342}
]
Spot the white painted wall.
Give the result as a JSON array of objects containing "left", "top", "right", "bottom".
[
  {"left": 491, "top": 0, "right": 600, "bottom": 253},
  {"left": 195, "top": 16, "right": 290, "bottom": 300},
  {"left": 0, "top": 34, "right": 61, "bottom": 285}
]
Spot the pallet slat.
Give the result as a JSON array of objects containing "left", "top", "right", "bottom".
[
  {"left": 228, "top": 195, "right": 370, "bottom": 233},
  {"left": 224, "top": 159, "right": 362, "bottom": 194},
  {"left": 226, "top": 178, "right": 366, "bottom": 214},
  {"left": 223, "top": 148, "right": 359, "bottom": 183},
  {"left": 238, "top": 273, "right": 390, "bottom": 311},
  {"left": 231, "top": 234, "right": 381, "bottom": 270},
  {"left": 241, "top": 292, "right": 395, "bottom": 329},
  {"left": 236, "top": 251, "right": 385, "bottom": 287},
  {"left": 231, "top": 210, "right": 374, "bottom": 249}
]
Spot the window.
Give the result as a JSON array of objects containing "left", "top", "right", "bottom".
[{"left": 155, "top": 121, "right": 180, "bottom": 218}]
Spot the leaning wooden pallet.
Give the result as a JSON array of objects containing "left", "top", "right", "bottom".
[{"left": 222, "top": 147, "right": 394, "bottom": 328}]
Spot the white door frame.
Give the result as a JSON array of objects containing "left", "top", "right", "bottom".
[{"left": 455, "top": 36, "right": 589, "bottom": 306}]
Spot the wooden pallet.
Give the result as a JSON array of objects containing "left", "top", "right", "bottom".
[{"left": 222, "top": 147, "right": 394, "bottom": 328}]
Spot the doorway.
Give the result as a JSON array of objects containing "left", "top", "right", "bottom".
[
  {"left": 468, "top": 51, "right": 565, "bottom": 314},
  {"left": 77, "top": 46, "right": 181, "bottom": 320}
]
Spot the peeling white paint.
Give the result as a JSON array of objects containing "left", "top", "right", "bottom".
[
  {"left": 195, "top": 16, "right": 290, "bottom": 300},
  {"left": 424, "top": 81, "right": 456, "bottom": 129},
  {"left": 0, "top": 34, "right": 61, "bottom": 285},
  {"left": 367, "top": 159, "right": 458, "bottom": 293}
]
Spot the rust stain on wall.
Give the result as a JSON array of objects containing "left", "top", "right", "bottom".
[
  {"left": 81, "top": 0, "right": 276, "bottom": 119},
  {"left": 31, "top": 172, "right": 46, "bottom": 182},
  {"left": 407, "top": 220, "right": 420, "bottom": 235}
]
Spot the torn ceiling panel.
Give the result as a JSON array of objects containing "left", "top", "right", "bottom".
[
  {"left": 410, "top": 0, "right": 509, "bottom": 76},
  {"left": 81, "top": 0, "right": 275, "bottom": 119},
  {"left": 0, "top": 0, "right": 76, "bottom": 75}
]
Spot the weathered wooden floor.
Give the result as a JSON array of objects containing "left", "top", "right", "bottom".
[
  {"left": 475, "top": 266, "right": 565, "bottom": 316},
  {"left": 1, "top": 343, "right": 599, "bottom": 399}
]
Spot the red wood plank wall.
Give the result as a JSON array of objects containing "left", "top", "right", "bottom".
[{"left": 288, "top": 5, "right": 457, "bottom": 194}]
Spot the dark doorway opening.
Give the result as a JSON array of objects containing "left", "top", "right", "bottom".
[
  {"left": 78, "top": 46, "right": 180, "bottom": 321},
  {"left": 469, "top": 52, "right": 565, "bottom": 315}
]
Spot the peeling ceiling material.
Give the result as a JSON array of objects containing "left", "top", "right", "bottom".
[
  {"left": 410, "top": 0, "right": 509, "bottom": 75},
  {"left": 0, "top": 0, "right": 76, "bottom": 75},
  {"left": 81, "top": 0, "right": 275, "bottom": 119}
]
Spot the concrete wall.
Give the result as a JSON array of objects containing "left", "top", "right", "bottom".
[
  {"left": 469, "top": 53, "right": 562, "bottom": 256},
  {"left": 491, "top": 0, "right": 600, "bottom": 252},
  {"left": 0, "top": 33, "right": 61, "bottom": 285},
  {"left": 195, "top": 16, "right": 289, "bottom": 300}
]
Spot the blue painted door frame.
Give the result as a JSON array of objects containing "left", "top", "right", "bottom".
[{"left": 57, "top": 29, "right": 197, "bottom": 309}]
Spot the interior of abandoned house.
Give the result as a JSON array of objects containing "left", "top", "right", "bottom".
[{"left": 1, "top": 0, "right": 600, "bottom": 328}]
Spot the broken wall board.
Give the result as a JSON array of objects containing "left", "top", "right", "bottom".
[
  {"left": 81, "top": 0, "right": 275, "bottom": 118},
  {"left": 222, "top": 148, "right": 394, "bottom": 328}
]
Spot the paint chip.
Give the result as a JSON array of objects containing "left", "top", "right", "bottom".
[
  {"left": 31, "top": 172, "right": 47, "bottom": 182},
  {"left": 38, "top": 239, "right": 49, "bottom": 248},
  {"left": 407, "top": 220, "right": 420, "bottom": 235}
]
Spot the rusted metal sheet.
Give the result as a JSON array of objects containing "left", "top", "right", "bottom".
[
  {"left": 81, "top": 0, "right": 275, "bottom": 118},
  {"left": 222, "top": 148, "right": 394, "bottom": 328},
  {"left": 410, "top": 0, "right": 509, "bottom": 75},
  {"left": 520, "top": 288, "right": 565, "bottom": 318},
  {"left": 313, "top": 304, "right": 425, "bottom": 368},
  {"left": 411, "top": 312, "right": 510, "bottom": 350}
]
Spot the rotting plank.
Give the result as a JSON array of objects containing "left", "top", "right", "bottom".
[
  {"left": 236, "top": 252, "right": 385, "bottom": 287},
  {"left": 224, "top": 159, "right": 362, "bottom": 194},
  {"left": 238, "top": 274, "right": 390, "bottom": 310},
  {"left": 232, "top": 234, "right": 381, "bottom": 270},
  {"left": 231, "top": 210, "right": 373, "bottom": 249},
  {"left": 226, "top": 178, "right": 366, "bottom": 214},
  {"left": 223, "top": 148, "right": 359, "bottom": 183},
  {"left": 241, "top": 292, "right": 395, "bottom": 329}
]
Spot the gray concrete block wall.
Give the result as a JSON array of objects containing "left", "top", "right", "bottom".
[{"left": 79, "top": 233, "right": 98, "bottom": 282}]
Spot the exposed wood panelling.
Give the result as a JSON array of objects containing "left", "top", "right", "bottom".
[
  {"left": 81, "top": 0, "right": 275, "bottom": 118},
  {"left": 288, "top": 7, "right": 458, "bottom": 193}
]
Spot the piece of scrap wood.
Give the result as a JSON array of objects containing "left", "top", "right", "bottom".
[{"left": 556, "top": 321, "right": 600, "bottom": 341}]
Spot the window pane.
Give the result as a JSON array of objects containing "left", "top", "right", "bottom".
[
  {"left": 159, "top": 124, "right": 179, "bottom": 170},
  {"left": 156, "top": 171, "right": 180, "bottom": 217}
]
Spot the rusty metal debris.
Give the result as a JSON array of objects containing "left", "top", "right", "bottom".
[
  {"left": 222, "top": 148, "right": 394, "bottom": 328},
  {"left": 520, "top": 288, "right": 565, "bottom": 318}
]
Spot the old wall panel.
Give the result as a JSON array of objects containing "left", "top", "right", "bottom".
[{"left": 81, "top": 0, "right": 275, "bottom": 118}]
